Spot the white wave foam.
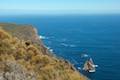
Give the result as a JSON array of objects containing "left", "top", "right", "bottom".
[
  {"left": 61, "top": 43, "right": 69, "bottom": 47},
  {"left": 69, "top": 44, "right": 76, "bottom": 47},
  {"left": 49, "top": 49, "right": 53, "bottom": 52},
  {"left": 39, "top": 35, "right": 49, "bottom": 40},
  {"left": 46, "top": 46, "right": 54, "bottom": 52},
  {"left": 81, "top": 54, "right": 89, "bottom": 58},
  {"left": 61, "top": 43, "right": 76, "bottom": 47},
  {"left": 77, "top": 67, "right": 81, "bottom": 70},
  {"left": 46, "top": 46, "right": 50, "bottom": 50},
  {"left": 95, "top": 65, "right": 98, "bottom": 67}
]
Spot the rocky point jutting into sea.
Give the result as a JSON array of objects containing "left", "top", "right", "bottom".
[{"left": 0, "top": 23, "right": 88, "bottom": 80}]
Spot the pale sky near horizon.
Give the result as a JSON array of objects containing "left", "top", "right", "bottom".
[{"left": 0, "top": 0, "right": 120, "bottom": 14}]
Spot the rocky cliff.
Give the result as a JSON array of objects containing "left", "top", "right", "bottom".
[{"left": 0, "top": 23, "right": 88, "bottom": 80}]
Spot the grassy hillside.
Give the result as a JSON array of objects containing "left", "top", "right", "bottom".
[{"left": 0, "top": 23, "right": 88, "bottom": 80}]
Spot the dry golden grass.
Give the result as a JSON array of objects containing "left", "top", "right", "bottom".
[{"left": 0, "top": 28, "right": 88, "bottom": 80}]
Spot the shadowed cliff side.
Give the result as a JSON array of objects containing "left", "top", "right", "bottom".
[{"left": 0, "top": 23, "right": 88, "bottom": 80}]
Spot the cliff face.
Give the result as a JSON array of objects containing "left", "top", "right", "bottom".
[
  {"left": 0, "top": 23, "right": 49, "bottom": 55},
  {"left": 0, "top": 23, "right": 88, "bottom": 80}
]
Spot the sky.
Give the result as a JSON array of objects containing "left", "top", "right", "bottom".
[{"left": 0, "top": 0, "right": 120, "bottom": 15}]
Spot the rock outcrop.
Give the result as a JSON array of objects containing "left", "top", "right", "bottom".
[
  {"left": 0, "top": 61, "right": 36, "bottom": 80},
  {"left": 0, "top": 23, "right": 88, "bottom": 80}
]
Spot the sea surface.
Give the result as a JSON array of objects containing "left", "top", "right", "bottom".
[{"left": 0, "top": 14, "right": 120, "bottom": 80}]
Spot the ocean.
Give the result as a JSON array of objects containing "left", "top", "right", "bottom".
[{"left": 0, "top": 14, "right": 120, "bottom": 80}]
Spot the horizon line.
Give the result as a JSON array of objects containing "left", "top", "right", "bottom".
[{"left": 0, "top": 10, "right": 120, "bottom": 16}]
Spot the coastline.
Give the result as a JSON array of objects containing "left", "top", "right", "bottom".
[{"left": 0, "top": 23, "right": 89, "bottom": 80}]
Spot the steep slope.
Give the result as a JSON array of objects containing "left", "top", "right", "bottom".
[
  {"left": 0, "top": 23, "right": 49, "bottom": 55},
  {"left": 0, "top": 23, "right": 88, "bottom": 80}
]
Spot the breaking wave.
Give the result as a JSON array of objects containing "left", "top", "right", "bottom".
[
  {"left": 46, "top": 46, "right": 54, "bottom": 52},
  {"left": 77, "top": 67, "right": 81, "bottom": 70},
  {"left": 61, "top": 43, "right": 69, "bottom": 47},
  {"left": 39, "top": 35, "right": 49, "bottom": 40},
  {"left": 81, "top": 54, "right": 89, "bottom": 58},
  {"left": 60, "top": 43, "right": 76, "bottom": 47}
]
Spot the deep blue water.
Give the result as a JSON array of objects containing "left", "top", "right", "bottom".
[{"left": 0, "top": 14, "right": 120, "bottom": 80}]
